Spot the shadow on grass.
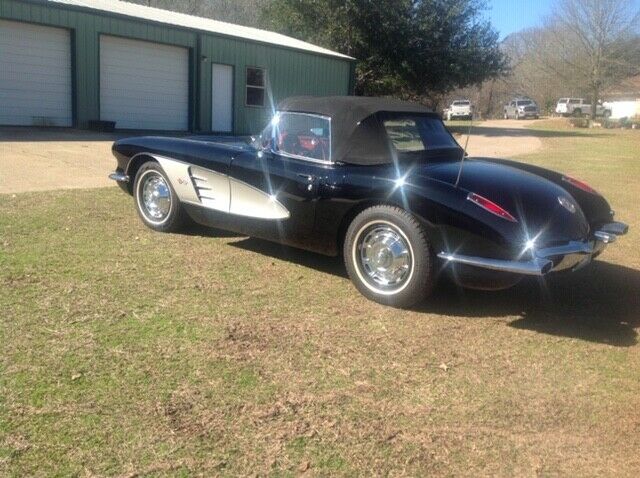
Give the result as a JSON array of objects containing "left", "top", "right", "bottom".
[
  {"left": 447, "top": 125, "right": 609, "bottom": 139},
  {"left": 230, "top": 236, "right": 347, "bottom": 277},
  {"left": 181, "top": 223, "right": 245, "bottom": 239},
  {"left": 424, "top": 262, "right": 639, "bottom": 347},
  {"left": 221, "top": 235, "right": 639, "bottom": 347}
]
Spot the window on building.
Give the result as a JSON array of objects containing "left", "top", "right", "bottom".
[{"left": 246, "top": 67, "right": 266, "bottom": 107}]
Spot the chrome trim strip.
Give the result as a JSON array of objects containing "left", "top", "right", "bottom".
[
  {"left": 437, "top": 252, "right": 553, "bottom": 276},
  {"left": 109, "top": 172, "right": 130, "bottom": 183}
]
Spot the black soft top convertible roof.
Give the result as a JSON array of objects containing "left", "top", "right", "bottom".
[{"left": 277, "top": 96, "right": 439, "bottom": 165}]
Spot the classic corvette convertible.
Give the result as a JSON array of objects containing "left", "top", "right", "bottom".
[{"left": 109, "top": 96, "right": 628, "bottom": 307}]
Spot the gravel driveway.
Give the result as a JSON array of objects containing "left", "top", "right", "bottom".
[
  {"left": 0, "top": 128, "right": 119, "bottom": 194},
  {"left": 0, "top": 120, "right": 544, "bottom": 194},
  {"left": 454, "top": 119, "right": 544, "bottom": 158}
]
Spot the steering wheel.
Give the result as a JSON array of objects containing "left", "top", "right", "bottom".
[{"left": 306, "top": 131, "right": 329, "bottom": 161}]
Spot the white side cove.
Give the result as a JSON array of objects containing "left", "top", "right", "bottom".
[
  {"left": 229, "top": 181, "right": 290, "bottom": 220},
  {"left": 152, "top": 155, "right": 289, "bottom": 220}
]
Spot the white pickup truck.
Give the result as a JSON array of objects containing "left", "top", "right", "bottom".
[
  {"left": 556, "top": 98, "right": 611, "bottom": 118},
  {"left": 443, "top": 100, "right": 473, "bottom": 121}
]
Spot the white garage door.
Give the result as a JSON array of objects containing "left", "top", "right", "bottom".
[
  {"left": 100, "top": 36, "right": 189, "bottom": 130},
  {"left": 0, "top": 20, "right": 72, "bottom": 127}
]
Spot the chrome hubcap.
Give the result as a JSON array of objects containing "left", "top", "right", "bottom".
[
  {"left": 359, "top": 224, "right": 412, "bottom": 288},
  {"left": 139, "top": 172, "right": 171, "bottom": 222}
]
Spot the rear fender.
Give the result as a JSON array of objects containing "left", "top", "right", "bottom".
[{"left": 479, "top": 157, "right": 614, "bottom": 226}]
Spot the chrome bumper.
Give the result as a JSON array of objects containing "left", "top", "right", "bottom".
[
  {"left": 438, "top": 222, "right": 628, "bottom": 277},
  {"left": 108, "top": 172, "right": 130, "bottom": 183}
]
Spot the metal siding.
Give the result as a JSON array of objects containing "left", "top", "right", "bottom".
[
  {"left": 200, "top": 34, "right": 352, "bottom": 134},
  {"left": 1, "top": 0, "right": 353, "bottom": 133}
]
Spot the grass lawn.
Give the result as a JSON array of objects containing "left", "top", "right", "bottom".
[{"left": 1, "top": 122, "right": 639, "bottom": 476}]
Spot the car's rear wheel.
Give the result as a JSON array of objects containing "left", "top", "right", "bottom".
[
  {"left": 344, "top": 205, "right": 434, "bottom": 308},
  {"left": 134, "top": 161, "right": 187, "bottom": 232}
]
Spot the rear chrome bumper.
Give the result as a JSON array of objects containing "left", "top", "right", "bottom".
[{"left": 438, "top": 222, "right": 628, "bottom": 276}]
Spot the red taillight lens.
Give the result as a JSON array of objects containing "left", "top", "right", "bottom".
[
  {"left": 467, "top": 192, "right": 518, "bottom": 222},
  {"left": 562, "top": 175, "right": 600, "bottom": 195}
]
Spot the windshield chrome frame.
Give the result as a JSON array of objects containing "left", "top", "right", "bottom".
[{"left": 267, "top": 111, "right": 333, "bottom": 165}]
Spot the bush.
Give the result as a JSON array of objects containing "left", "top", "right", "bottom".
[{"left": 569, "top": 117, "right": 589, "bottom": 128}]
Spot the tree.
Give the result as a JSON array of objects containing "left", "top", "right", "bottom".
[
  {"left": 537, "top": 0, "right": 640, "bottom": 119},
  {"left": 263, "top": 0, "right": 508, "bottom": 105}
]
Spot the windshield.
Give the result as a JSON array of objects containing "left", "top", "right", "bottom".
[
  {"left": 558, "top": 98, "right": 568, "bottom": 103},
  {"left": 256, "top": 112, "right": 331, "bottom": 162},
  {"left": 381, "top": 114, "right": 459, "bottom": 154},
  {"left": 453, "top": 101, "right": 470, "bottom": 106},
  {"left": 517, "top": 100, "right": 533, "bottom": 106}
]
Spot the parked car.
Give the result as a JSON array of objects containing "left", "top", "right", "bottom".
[
  {"left": 503, "top": 98, "right": 539, "bottom": 119},
  {"left": 555, "top": 98, "right": 611, "bottom": 118},
  {"left": 443, "top": 100, "right": 473, "bottom": 120},
  {"left": 109, "top": 96, "right": 628, "bottom": 308}
]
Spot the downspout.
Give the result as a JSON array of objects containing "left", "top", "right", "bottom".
[{"left": 194, "top": 33, "right": 202, "bottom": 132}]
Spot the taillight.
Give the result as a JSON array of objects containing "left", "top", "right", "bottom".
[
  {"left": 562, "top": 175, "right": 600, "bottom": 195},
  {"left": 467, "top": 192, "right": 517, "bottom": 222}
]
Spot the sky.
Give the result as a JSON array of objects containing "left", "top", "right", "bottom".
[{"left": 485, "top": 0, "right": 555, "bottom": 39}]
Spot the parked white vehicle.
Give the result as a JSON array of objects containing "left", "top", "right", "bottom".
[
  {"left": 503, "top": 98, "right": 539, "bottom": 119},
  {"left": 556, "top": 98, "right": 611, "bottom": 118},
  {"left": 443, "top": 100, "right": 473, "bottom": 120}
]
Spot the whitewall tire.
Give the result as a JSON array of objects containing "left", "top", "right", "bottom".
[
  {"left": 344, "top": 205, "right": 434, "bottom": 308},
  {"left": 133, "top": 161, "right": 188, "bottom": 232}
]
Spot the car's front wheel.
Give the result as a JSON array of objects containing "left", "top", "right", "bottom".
[
  {"left": 344, "top": 205, "right": 434, "bottom": 308},
  {"left": 134, "top": 161, "right": 187, "bottom": 232}
]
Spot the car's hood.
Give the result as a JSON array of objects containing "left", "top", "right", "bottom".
[{"left": 415, "top": 158, "right": 590, "bottom": 244}]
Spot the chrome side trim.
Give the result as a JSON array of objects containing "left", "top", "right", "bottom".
[
  {"left": 437, "top": 252, "right": 553, "bottom": 276},
  {"left": 109, "top": 172, "right": 130, "bottom": 182}
]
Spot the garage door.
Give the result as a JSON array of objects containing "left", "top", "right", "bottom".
[
  {"left": 0, "top": 20, "right": 72, "bottom": 127},
  {"left": 100, "top": 36, "right": 189, "bottom": 130}
]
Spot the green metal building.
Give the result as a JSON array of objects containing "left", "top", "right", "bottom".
[{"left": 0, "top": 0, "right": 355, "bottom": 134}]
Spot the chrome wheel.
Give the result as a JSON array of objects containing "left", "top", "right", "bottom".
[
  {"left": 137, "top": 170, "right": 172, "bottom": 224},
  {"left": 356, "top": 222, "right": 413, "bottom": 290}
]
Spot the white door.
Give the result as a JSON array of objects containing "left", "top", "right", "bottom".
[
  {"left": 211, "top": 63, "right": 233, "bottom": 132},
  {"left": 100, "top": 36, "right": 189, "bottom": 130},
  {"left": 0, "top": 20, "right": 72, "bottom": 126}
]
